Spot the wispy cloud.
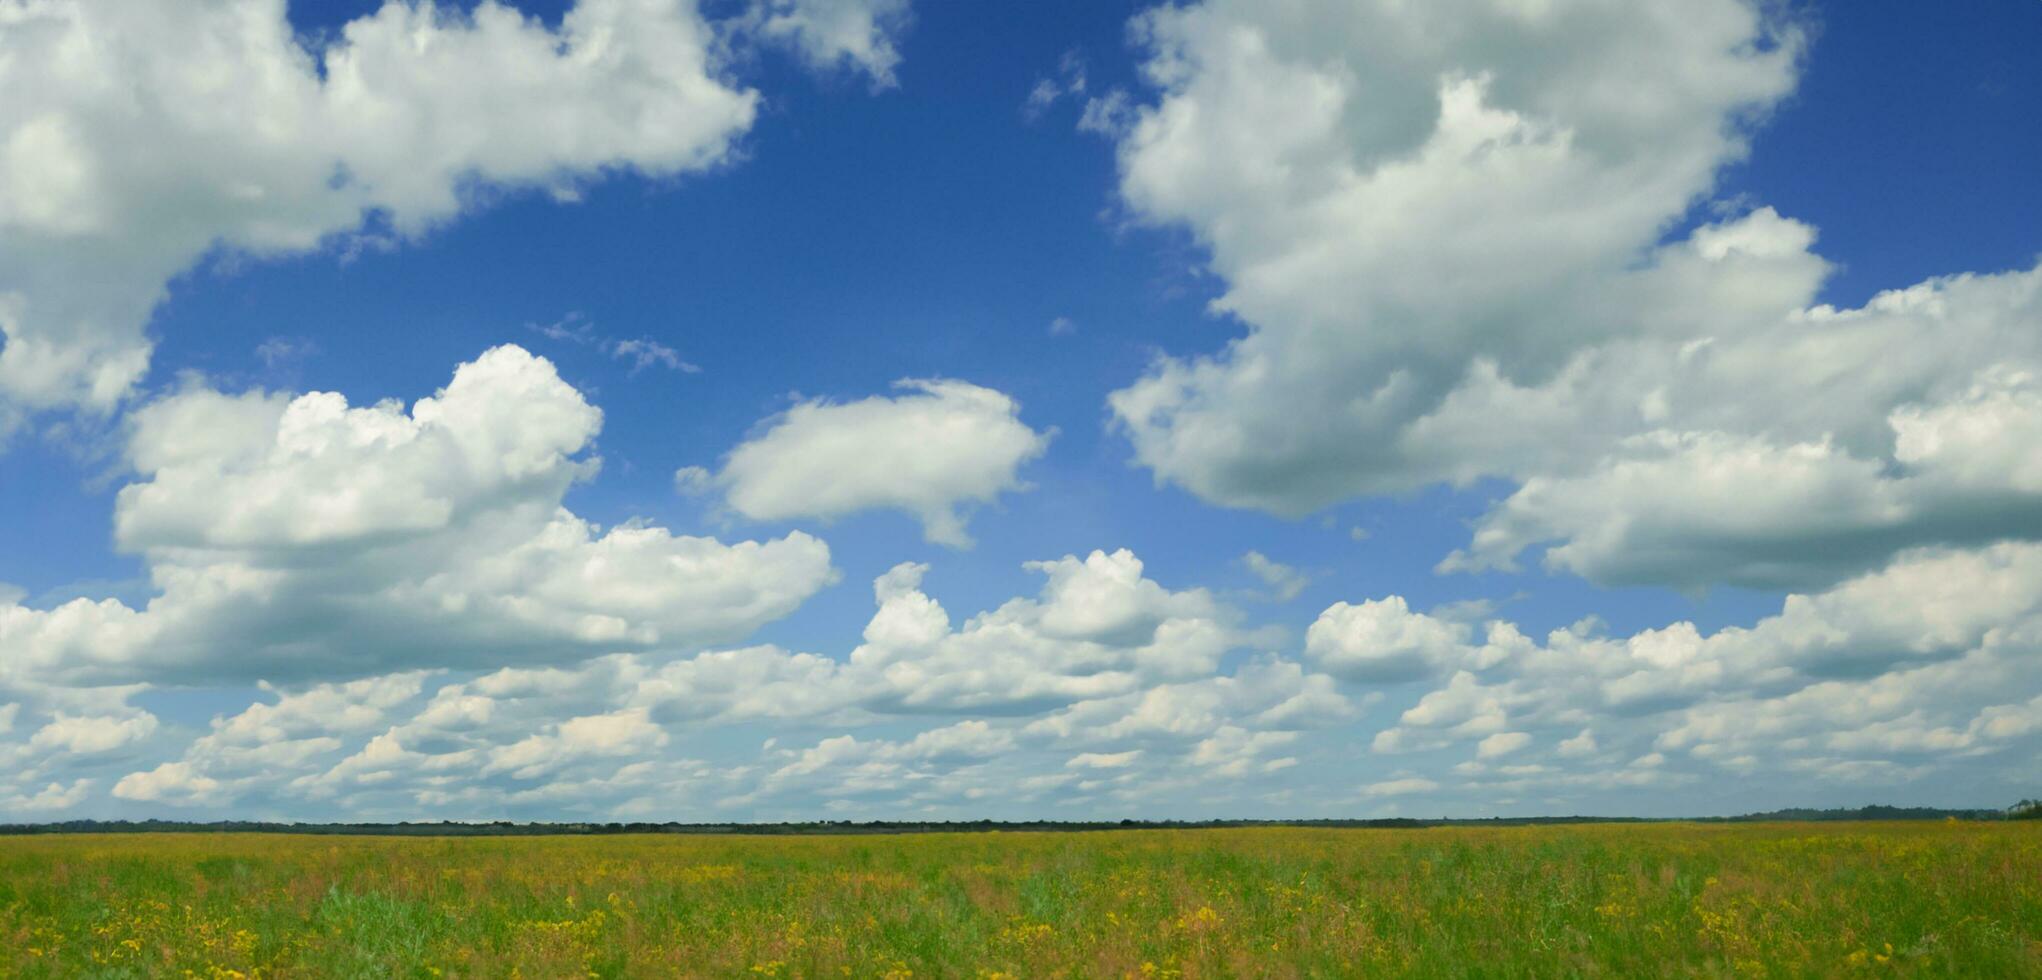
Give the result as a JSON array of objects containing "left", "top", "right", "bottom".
[
  {"left": 529, "top": 313, "right": 701, "bottom": 376},
  {"left": 1023, "top": 49, "right": 1087, "bottom": 121},
  {"left": 1242, "top": 550, "right": 1310, "bottom": 602},
  {"left": 254, "top": 336, "right": 320, "bottom": 370}
]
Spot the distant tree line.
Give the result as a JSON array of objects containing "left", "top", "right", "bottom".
[
  {"left": 0, "top": 817, "right": 1555, "bottom": 837},
  {"left": 1718, "top": 804, "right": 2013, "bottom": 823},
  {"left": 2, "top": 803, "right": 2033, "bottom": 837}
]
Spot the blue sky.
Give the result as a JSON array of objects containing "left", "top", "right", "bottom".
[{"left": 1, "top": 0, "right": 2039, "bottom": 821}]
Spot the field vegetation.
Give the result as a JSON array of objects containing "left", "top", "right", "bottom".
[{"left": 2, "top": 822, "right": 2037, "bottom": 977}]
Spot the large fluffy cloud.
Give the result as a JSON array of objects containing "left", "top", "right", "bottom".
[
  {"left": 0, "top": 0, "right": 914, "bottom": 431},
  {"left": 0, "top": 346, "right": 835, "bottom": 686},
  {"left": 1105, "top": 0, "right": 1800, "bottom": 505},
  {"left": 689, "top": 379, "right": 1052, "bottom": 547},
  {"left": 1099, "top": 0, "right": 2042, "bottom": 591}
]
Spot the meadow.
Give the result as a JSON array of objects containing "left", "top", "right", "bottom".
[{"left": 1, "top": 822, "right": 2036, "bottom": 978}]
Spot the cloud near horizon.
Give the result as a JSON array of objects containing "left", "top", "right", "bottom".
[{"left": 12, "top": 530, "right": 2039, "bottom": 820}]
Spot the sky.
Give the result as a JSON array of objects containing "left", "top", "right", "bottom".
[{"left": 1, "top": 0, "right": 2039, "bottom": 822}]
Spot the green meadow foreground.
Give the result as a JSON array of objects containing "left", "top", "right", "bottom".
[{"left": 1, "top": 824, "right": 2037, "bottom": 978}]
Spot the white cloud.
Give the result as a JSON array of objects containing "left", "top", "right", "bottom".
[
  {"left": 113, "top": 762, "right": 224, "bottom": 805},
  {"left": 1024, "top": 50, "right": 1087, "bottom": 120},
  {"left": 28, "top": 713, "right": 158, "bottom": 756},
  {"left": 0, "top": 346, "right": 835, "bottom": 686},
  {"left": 1363, "top": 541, "right": 2042, "bottom": 804},
  {"left": 849, "top": 549, "right": 1243, "bottom": 712},
  {"left": 1445, "top": 369, "right": 2042, "bottom": 590},
  {"left": 1241, "top": 551, "right": 1308, "bottom": 602},
  {"left": 528, "top": 313, "right": 701, "bottom": 375},
  {"left": 6, "top": 779, "right": 93, "bottom": 812},
  {"left": 1372, "top": 670, "right": 1510, "bottom": 754},
  {"left": 1475, "top": 731, "right": 1531, "bottom": 760},
  {"left": 608, "top": 338, "right": 701, "bottom": 375},
  {"left": 1557, "top": 729, "right": 1598, "bottom": 758},
  {"left": 254, "top": 337, "right": 319, "bottom": 371},
  {"left": 122, "top": 673, "right": 435, "bottom": 805},
  {"left": 1363, "top": 777, "right": 1437, "bottom": 798},
  {"left": 890, "top": 720, "right": 1015, "bottom": 762},
  {"left": 1025, "top": 654, "right": 1354, "bottom": 747},
  {"left": 13, "top": 538, "right": 2032, "bottom": 819},
  {"left": 1097, "top": 0, "right": 2042, "bottom": 592},
  {"left": 211, "top": 674, "right": 428, "bottom": 747},
  {"left": 1105, "top": 0, "right": 1802, "bottom": 509},
  {"left": 702, "top": 379, "right": 1052, "bottom": 547},
  {"left": 485, "top": 708, "right": 669, "bottom": 779},
  {"left": 1188, "top": 727, "right": 1298, "bottom": 778},
  {"left": 71, "top": 535, "right": 1945, "bottom": 818},
  {"left": 80, "top": 546, "right": 1327, "bottom": 815},
  {"left": 1077, "top": 91, "right": 1134, "bottom": 137},
  {"left": 1304, "top": 596, "right": 1514, "bottom": 682},
  {"left": 0, "top": 0, "right": 782, "bottom": 431},
  {"left": 749, "top": 0, "right": 913, "bottom": 86},
  {"left": 117, "top": 344, "right": 604, "bottom": 550}
]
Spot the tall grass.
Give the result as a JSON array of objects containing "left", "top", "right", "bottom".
[{"left": 2, "top": 822, "right": 2036, "bottom": 977}]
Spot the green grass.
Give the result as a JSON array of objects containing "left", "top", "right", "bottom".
[{"left": 1, "top": 822, "right": 2037, "bottom": 977}]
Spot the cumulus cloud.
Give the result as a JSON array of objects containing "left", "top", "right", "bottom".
[
  {"left": 697, "top": 379, "right": 1052, "bottom": 547},
  {"left": 0, "top": 346, "right": 835, "bottom": 686},
  {"left": 1105, "top": 0, "right": 1802, "bottom": 506},
  {"left": 86, "top": 547, "right": 1312, "bottom": 814},
  {"left": 1098, "top": 0, "right": 2042, "bottom": 591},
  {"left": 1306, "top": 596, "right": 1481, "bottom": 682},
  {"left": 113, "top": 763, "right": 225, "bottom": 806},
  {"left": 0, "top": 0, "right": 919, "bottom": 434},
  {"left": 1444, "top": 369, "right": 2042, "bottom": 590},
  {"left": 483, "top": 708, "right": 670, "bottom": 780},
  {"left": 1363, "top": 542, "right": 2042, "bottom": 801},
  {"left": 0, "top": 0, "right": 775, "bottom": 431},
  {"left": 4, "top": 537, "right": 2035, "bottom": 819},
  {"left": 1475, "top": 731, "right": 1531, "bottom": 760},
  {"left": 1363, "top": 777, "right": 1438, "bottom": 798},
  {"left": 748, "top": 0, "right": 913, "bottom": 86},
  {"left": 28, "top": 713, "right": 159, "bottom": 756},
  {"left": 1189, "top": 727, "right": 1298, "bottom": 778},
  {"left": 1557, "top": 729, "right": 1598, "bottom": 758},
  {"left": 848, "top": 549, "right": 1242, "bottom": 712},
  {"left": 5, "top": 778, "right": 94, "bottom": 812}
]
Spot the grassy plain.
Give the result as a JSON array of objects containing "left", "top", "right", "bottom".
[{"left": 1, "top": 822, "right": 2037, "bottom": 978}]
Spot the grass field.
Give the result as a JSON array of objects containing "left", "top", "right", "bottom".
[{"left": 1, "top": 823, "right": 2037, "bottom": 978}]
